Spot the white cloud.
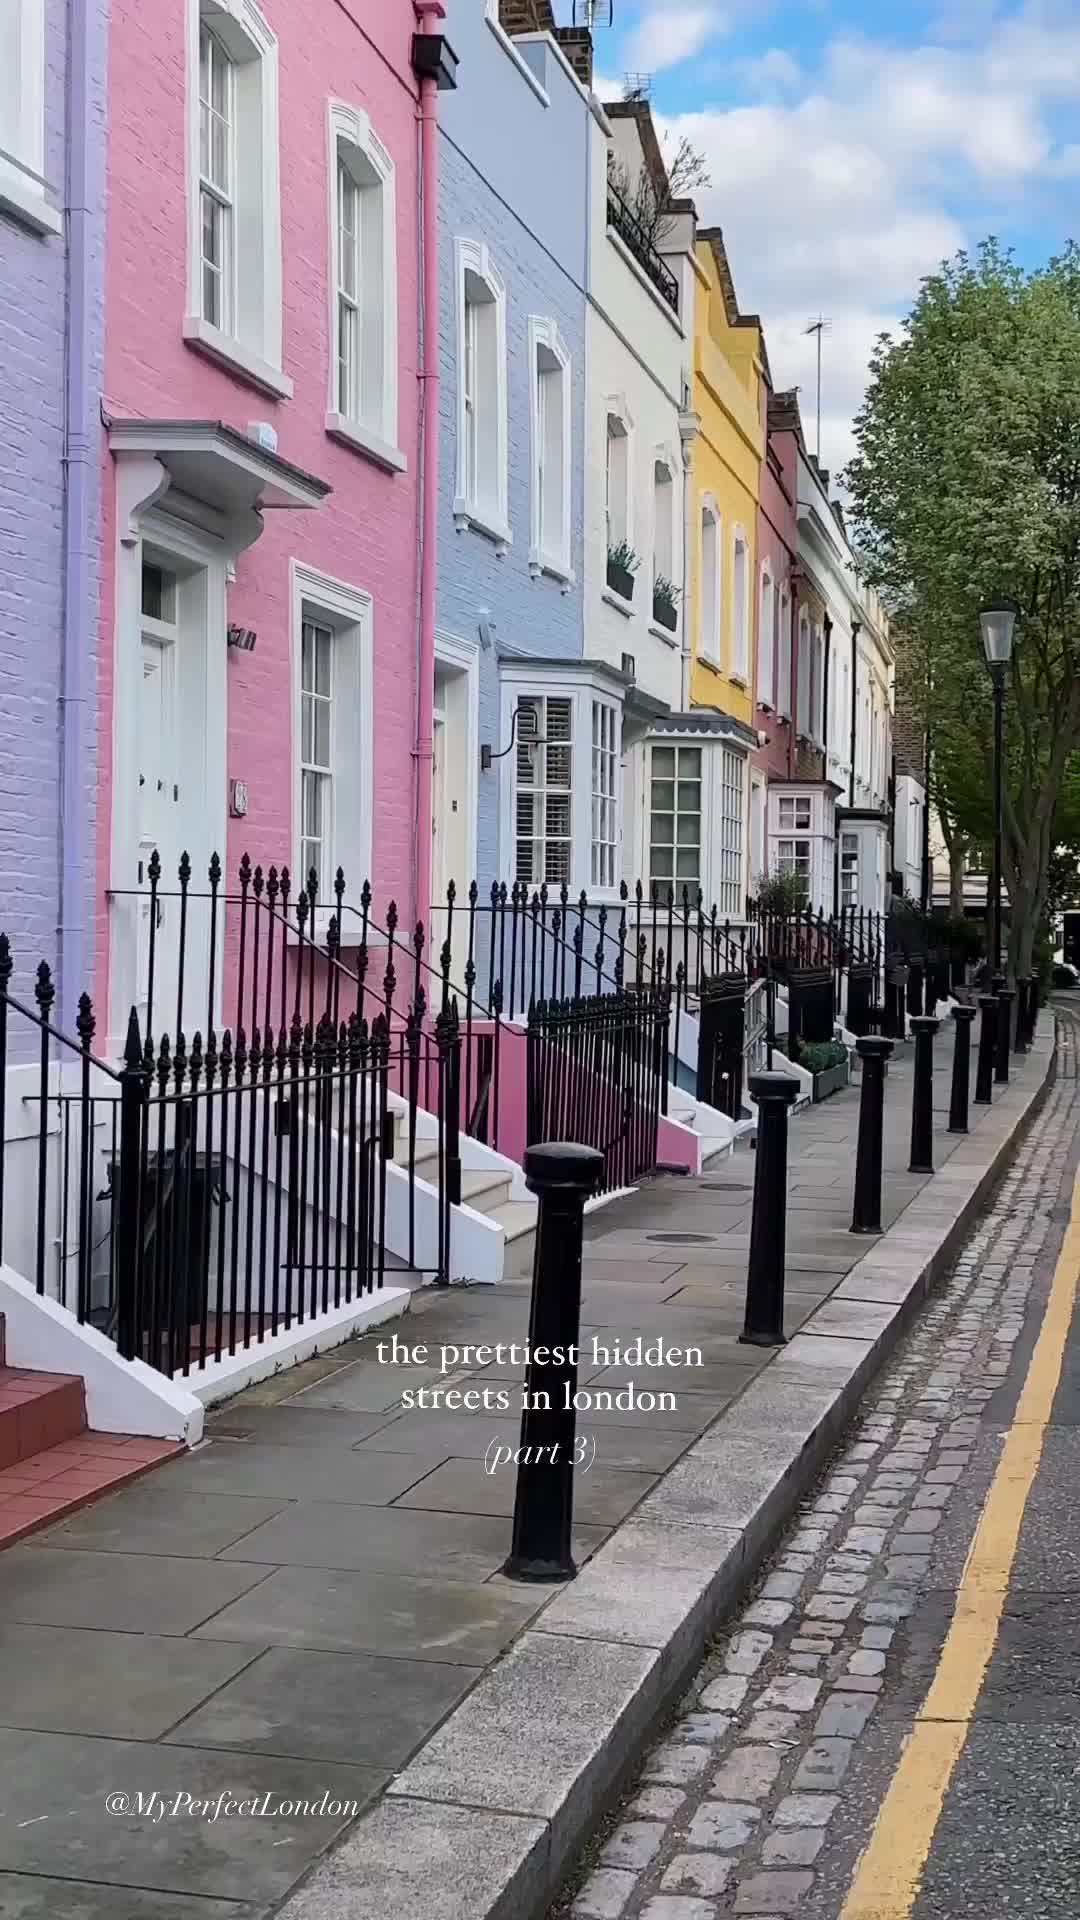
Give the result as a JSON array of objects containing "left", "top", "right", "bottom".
[
  {"left": 736, "top": 48, "right": 802, "bottom": 93},
  {"left": 624, "top": 6, "right": 726, "bottom": 76},
  {"left": 659, "top": 2, "right": 1079, "bottom": 476}
]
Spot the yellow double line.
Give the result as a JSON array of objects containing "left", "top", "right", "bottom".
[{"left": 840, "top": 1162, "right": 1080, "bottom": 1919}]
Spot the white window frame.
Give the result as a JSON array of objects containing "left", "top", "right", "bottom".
[
  {"left": 699, "top": 496, "right": 722, "bottom": 668},
  {"left": 591, "top": 699, "right": 618, "bottom": 891},
  {"left": 776, "top": 584, "right": 791, "bottom": 719},
  {"left": 777, "top": 838, "right": 811, "bottom": 882},
  {"left": 841, "top": 831, "right": 860, "bottom": 908},
  {"left": 758, "top": 563, "right": 775, "bottom": 708},
  {"left": 290, "top": 561, "right": 374, "bottom": 928},
  {"left": 498, "top": 668, "right": 622, "bottom": 898},
  {"left": 648, "top": 740, "right": 704, "bottom": 898},
  {"left": 184, "top": 0, "right": 289, "bottom": 399},
  {"left": 325, "top": 100, "right": 403, "bottom": 472},
  {"left": 603, "top": 394, "right": 635, "bottom": 608},
  {"left": 717, "top": 745, "right": 745, "bottom": 918},
  {"left": 650, "top": 448, "right": 679, "bottom": 637},
  {"left": 778, "top": 795, "right": 812, "bottom": 833},
  {"left": 730, "top": 526, "right": 750, "bottom": 684},
  {"left": 528, "top": 315, "right": 573, "bottom": 582},
  {"left": 0, "top": 0, "right": 59, "bottom": 233},
  {"left": 796, "top": 607, "right": 811, "bottom": 738},
  {"left": 454, "top": 237, "right": 510, "bottom": 550}
]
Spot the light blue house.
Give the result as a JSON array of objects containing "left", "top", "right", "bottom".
[{"left": 433, "top": 0, "right": 598, "bottom": 919}]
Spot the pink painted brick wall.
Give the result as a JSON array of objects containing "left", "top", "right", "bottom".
[{"left": 97, "top": 0, "right": 422, "bottom": 1000}]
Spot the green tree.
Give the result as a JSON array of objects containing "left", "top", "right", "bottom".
[{"left": 845, "top": 239, "right": 1080, "bottom": 983}]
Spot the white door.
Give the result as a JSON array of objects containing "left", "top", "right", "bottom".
[
  {"left": 137, "top": 631, "right": 182, "bottom": 1042},
  {"left": 750, "top": 777, "right": 765, "bottom": 892},
  {"left": 431, "top": 705, "right": 447, "bottom": 907}
]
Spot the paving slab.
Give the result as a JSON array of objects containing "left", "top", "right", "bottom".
[
  {"left": 394, "top": 1457, "right": 656, "bottom": 1526},
  {"left": 0, "top": 1880, "right": 258, "bottom": 1920},
  {"left": 192, "top": 1562, "right": 545, "bottom": 1662},
  {"left": 217, "top": 1497, "right": 608, "bottom": 1578},
  {"left": 158, "top": 1442, "right": 441, "bottom": 1505},
  {"left": 164, "top": 1645, "right": 479, "bottom": 1764},
  {"left": 0, "top": 1622, "right": 257, "bottom": 1739},
  {"left": 0, "top": 1546, "right": 270, "bottom": 1634},
  {"left": 41, "top": 1486, "right": 291, "bottom": 1557},
  {"left": 271, "top": 1796, "right": 549, "bottom": 1920},
  {"left": 0, "top": 1726, "right": 384, "bottom": 1902}
]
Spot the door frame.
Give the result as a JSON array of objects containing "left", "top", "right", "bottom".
[
  {"left": 432, "top": 627, "right": 479, "bottom": 905},
  {"left": 109, "top": 498, "right": 227, "bottom": 1053}
]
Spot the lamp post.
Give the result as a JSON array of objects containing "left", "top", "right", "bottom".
[{"left": 979, "top": 598, "right": 1018, "bottom": 983}]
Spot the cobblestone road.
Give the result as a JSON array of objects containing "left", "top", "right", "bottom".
[{"left": 549, "top": 1007, "right": 1080, "bottom": 1920}]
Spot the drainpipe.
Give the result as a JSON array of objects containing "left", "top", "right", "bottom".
[
  {"left": 678, "top": 410, "right": 698, "bottom": 713},
  {"left": 411, "top": 3, "right": 445, "bottom": 934},
  {"left": 848, "top": 618, "right": 861, "bottom": 810},
  {"left": 58, "top": 0, "right": 98, "bottom": 1027},
  {"left": 787, "top": 581, "right": 797, "bottom": 777}
]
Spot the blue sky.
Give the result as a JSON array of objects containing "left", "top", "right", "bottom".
[{"left": 561, "top": 0, "right": 1079, "bottom": 474}]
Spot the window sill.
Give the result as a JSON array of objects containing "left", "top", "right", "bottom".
[
  {"left": 697, "top": 653, "right": 722, "bottom": 675},
  {"left": 729, "top": 671, "right": 749, "bottom": 690},
  {"left": 529, "top": 549, "right": 574, "bottom": 591},
  {"left": 0, "top": 164, "right": 62, "bottom": 237},
  {"left": 648, "top": 622, "right": 680, "bottom": 650},
  {"left": 326, "top": 413, "right": 407, "bottom": 473},
  {"left": 485, "top": 13, "right": 550, "bottom": 105},
  {"left": 453, "top": 498, "right": 512, "bottom": 554},
  {"left": 601, "top": 588, "right": 635, "bottom": 620},
  {"left": 183, "top": 317, "right": 294, "bottom": 400}
]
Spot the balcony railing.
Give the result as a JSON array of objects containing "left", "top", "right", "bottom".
[{"left": 607, "top": 184, "right": 679, "bottom": 316}]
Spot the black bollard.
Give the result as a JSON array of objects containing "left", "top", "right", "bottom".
[
  {"left": 503, "top": 1141, "right": 604, "bottom": 1584},
  {"left": 995, "top": 987, "right": 1015, "bottom": 1084},
  {"left": 851, "top": 1036, "right": 894, "bottom": 1234},
  {"left": 948, "top": 1004, "right": 978, "bottom": 1133},
  {"left": 1014, "top": 976, "right": 1032, "bottom": 1053},
  {"left": 974, "top": 993, "right": 997, "bottom": 1104},
  {"left": 741, "top": 1071, "right": 800, "bottom": 1347},
  {"left": 908, "top": 1014, "right": 939, "bottom": 1173}
]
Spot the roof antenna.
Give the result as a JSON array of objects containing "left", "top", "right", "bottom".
[
  {"left": 573, "top": 1, "right": 614, "bottom": 25},
  {"left": 804, "top": 316, "right": 832, "bottom": 463}
]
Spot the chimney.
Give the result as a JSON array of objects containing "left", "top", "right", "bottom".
[{"left": 554, "top": 26, "right": 594, "bottom": 86}]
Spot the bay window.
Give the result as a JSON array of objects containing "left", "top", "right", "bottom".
[
  {"left": 841, "top": 832, "right": 859, "bottom": 908},
  {"left": 718, "top": 747, "right": 745, "bottom": 917},
  {"left": 515, "top": 695, "right": 573, "bottom": 887},
  {"left": 778, "top": 839, "right": 811, "bottom": 883},
  {"left": 649, "top": 745, "right": 701, "bottom": 893},
  {"left": 591, "top": 701, "right": 618, "bottom": 890}
]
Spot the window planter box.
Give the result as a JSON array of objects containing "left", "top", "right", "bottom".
[
  {"left": 607, "top": 559, "right": 635, "bottom": 602},
  {"left": 812, "top": 1057, "right": 850, "bottom": 1102},
  {"left": 652, "top": 595, "right": 678, "bottom": 634}
]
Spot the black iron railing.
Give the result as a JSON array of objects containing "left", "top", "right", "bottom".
[
  {"left": 607, "top": 184, "right": 679, "bottom": 314},
  {"left": 526, "top": 985, "right": 670, "bottom": 1194}
]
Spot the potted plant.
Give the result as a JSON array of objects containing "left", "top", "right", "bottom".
[
  {"left": 607, "top": 540, "right": 639, "bottom": 602},
  {"left": 652, "top": 573, "right": 681, "bottom": 633},
  {"left": 795, "top": 1036, "right": 850, "bottom": 1101}
]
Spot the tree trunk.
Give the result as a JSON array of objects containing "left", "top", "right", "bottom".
[{"left": 949, "top": 843, "right": 965, "bottom": 917}]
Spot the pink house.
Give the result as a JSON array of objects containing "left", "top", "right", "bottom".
[
  {"left": 750, "top": 383, "right": 800, "bottom": 887},
  {"left": 97, "top": 0, "right": 438, "bottom": 1046}
]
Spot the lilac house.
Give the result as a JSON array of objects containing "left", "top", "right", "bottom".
[{"left": 0, "top": 0, "right": 106, "bottom": 1022}]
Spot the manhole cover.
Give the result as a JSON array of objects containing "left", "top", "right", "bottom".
[{"left": 645, "top": 1232, "right": 717, "bottom": 1245}]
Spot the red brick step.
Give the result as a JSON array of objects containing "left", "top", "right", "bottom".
[{"left": 0, "top": 1317, "right": 182, "bottom": 1548}]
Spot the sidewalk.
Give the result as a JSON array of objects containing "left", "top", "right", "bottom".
[{"left": 0, "top": 1023, "right": 1053, "bottom": 1919}]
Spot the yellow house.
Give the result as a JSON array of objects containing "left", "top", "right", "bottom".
[{"left": 688, "top": 230, "right": 766, "bottom": 731}]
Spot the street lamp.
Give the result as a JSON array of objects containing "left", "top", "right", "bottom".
[{"left": 979, "top": 596, "right": 1018, "bottom": 981}]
